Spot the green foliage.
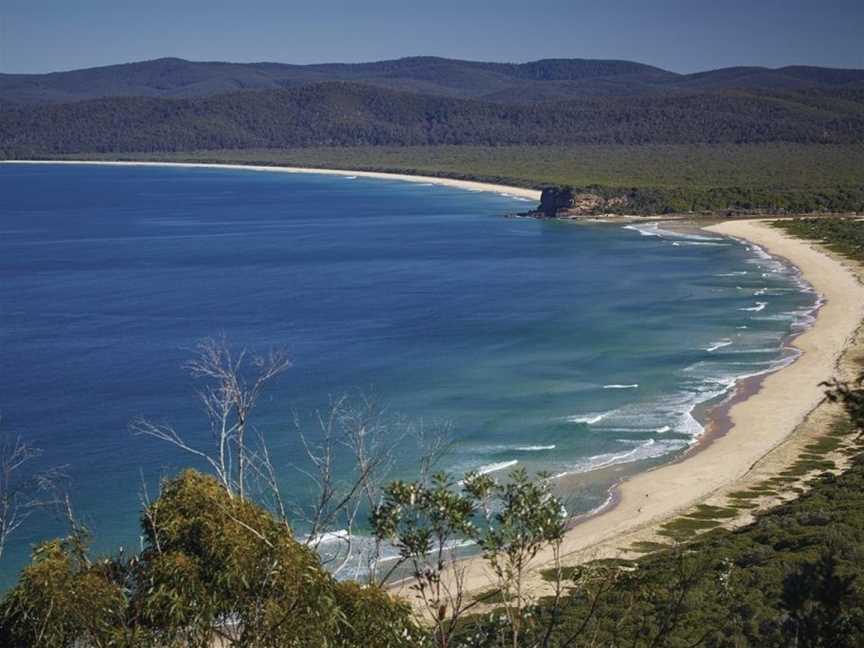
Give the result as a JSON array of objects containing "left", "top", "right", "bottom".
[
  {"left": 471, "top": 469, "right": 567, "bottom": 591},
  {"left": 774, "top": 218, "right": 864, "bottom": 264},
  {"left": 333, "top": 581, "right": 427, "bottom": 648},
  {"left": 2, "top": 84, "right": 864, "bottom": 160},
  {"left": 137, "top": 469, "right": 340, "bottom": 646},
  {"left": 0, "top": 536, "right": 137, "bottom": 647},
  {"left": 373, "top": 467, "right": 566, "bottom": 647},
  {"left": 687, "top": 505, "right": 740, "bottom": 520},
  {"left": 657, "top": 517, "right": 723, "bottom": 541},
  {"left": 0, "top": 470, "right": 420, "bottom": 647},
  {"left": 780, "top": 552, "right": 863, "bottom": 648}
]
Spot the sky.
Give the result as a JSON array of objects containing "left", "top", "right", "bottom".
[{"left": 1, "top": 0, "right": 862, "bottom": 74}]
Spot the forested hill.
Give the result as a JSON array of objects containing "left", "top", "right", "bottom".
[
  {"left": 2, "top": 82, "right": 864, "bottom": 156},
  {"left": 2, "top": 56, "right": 864, "bottom": 106},
  {"left": 2, "top": 56, "right": 863, "bottom": 160}
]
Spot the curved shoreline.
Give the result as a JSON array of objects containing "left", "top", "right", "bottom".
[
  {"left": 543, "top": 222, "right": 823, "bottom": 535},
  {"left": 0, "top": 159, "right": 542, "bottom": 202},
  {"left": 6, "top": 161, "right": 860, "bottom": 595},
  {"left": 391, "top": 219, "right": 864, "bottom": 600},
  {"left": 552, "top": 220, "right": 864, "bottom": 563}
]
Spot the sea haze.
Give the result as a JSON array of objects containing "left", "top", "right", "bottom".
[{"left": 0, "top": 163, "right": 817, "bottom": 584}]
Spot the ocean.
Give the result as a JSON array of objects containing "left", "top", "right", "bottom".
[{"left": 0, "top": 163, "right": 818, "bottom": 585}]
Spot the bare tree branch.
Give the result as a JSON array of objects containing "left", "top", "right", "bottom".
[
  {"left": 132, "top": 336, "right": 290, "bottom": 501},
  {"left": 0, "top": 418, "right": 64, "bottom": 562}
]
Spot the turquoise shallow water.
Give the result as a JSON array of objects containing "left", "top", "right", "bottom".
[{"left": 0, "top": 164, "right": 817, "bottom": 584}]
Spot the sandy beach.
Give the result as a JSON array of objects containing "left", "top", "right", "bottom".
[
  {"left": 0, "top": 160, "right": 542, "bottom": 202},
  {"left": 559, "top": 218, "right": 864, "bottom": 546},
  {"left": 390, "top": 218, "right": 864, "bottom": 600}
]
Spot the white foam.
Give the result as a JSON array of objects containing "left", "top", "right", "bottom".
[
  {"left": 309, "top": 529, "right": 350, "bottom": 546},
  {"left": 623, "top": 222, "right": 723, "bottom": 242},
  {"left": 553, "top": 438, "right": 689, "bottom": 478},
  {"left": 565, "top": 411, "right": 615, "bottom": 425},
  {"left": 705, "top": 339, "right": 733, "bottom": 352},
  {"left": 513, "top": 445, "right": 556, "bottom": 451},
  {"left": 721, "top": 353, "right": 801, "bottom": 383},
  {"left": 602, "top": 384, "right": 638, "bottom": 389},
  {"left": 740, "top": 302, "right": 767, "bottom": 312},
  {"left": 317, "top": 531, "right": 477, "bottom": 581},
  {"left": 476, "top": 460, "right": 518, "bottom": 476},
  {"left": 729, "top": 239, "right": 790, "bottom": 276},
  {"left": 679, "top": 241, "right": 730, "bottom": 247},
  {"left": 715, "top": 271, "right": 748, "bottom": 277},
  {"left": 753, "top": 313, "right": 794, "bottom": 321},
  {"left": 567, "top": 490, "right": 616, "bottom": 521},
  {"left": 589, "top": 426, "right": 668, "bottom": 433},
  {"left": 624, "top": 223, "right": 661, "bottom": 237},
  {"left": 592, "top": 369, "right": 746, "bottom": 442},
  {"left": 720, "top": 347, "right": 781, "bottom": 354}
]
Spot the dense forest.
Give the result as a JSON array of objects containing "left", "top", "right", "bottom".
[{"left": 2, "top": 83, "right": 864, "bottom": 157}]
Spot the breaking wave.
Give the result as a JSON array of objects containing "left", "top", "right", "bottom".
[
  {"left": 740, "top": 302, "right": 767, "bottom": 312},
  {"left": 565, "top": 411, "right": 616, "bottom": 425},
  {"left": 705, "top": 339, "right": 733, "bottom": 352}
]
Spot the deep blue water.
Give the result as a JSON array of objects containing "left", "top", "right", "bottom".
[{"left": 0, "top": 163, "right": 817, "bottom": 584}]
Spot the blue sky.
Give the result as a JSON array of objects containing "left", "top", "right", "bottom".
[{"left": 2, "top": 0, "right": 862, "bottom": 74}]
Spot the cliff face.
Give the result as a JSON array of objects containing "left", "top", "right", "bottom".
[
  {"left": 539, "top": 187, "right": 576, "bottom": 216},
  {"left": 525, "top": 186, "right": 630, "bottom": 218}
]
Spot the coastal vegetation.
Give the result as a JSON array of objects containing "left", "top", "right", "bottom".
[
  {"left": 774, "top": 217, "right": 864, "bottom": 263},
  {"left": 34, "top": 143, "right": 864, "bottom": 215}
]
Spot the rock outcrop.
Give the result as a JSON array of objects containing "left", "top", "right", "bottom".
[{"left": 519, "top": 186, "right": 630, "bottom": 218}]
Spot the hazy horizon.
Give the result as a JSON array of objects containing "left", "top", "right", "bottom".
[
  {"left": 2, "top": 0, "right": 862, "bottom": 75},
  {"left": 4, "top": 53, "right": 864, "bottom": 78}
]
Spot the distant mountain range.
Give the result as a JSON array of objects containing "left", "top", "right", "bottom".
[
  {"left": 3, "top": 56, "right": 864, "bottom": 105},
  {"left": 1, "top": 57, "right": 863, "bottom": 156}
]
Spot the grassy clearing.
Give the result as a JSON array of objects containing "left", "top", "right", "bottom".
[
  {"left": 657, "top": 517, "right": 723, "bottom": 541},
  {"left": 627, "top": 540, "right": 672, "bottom": 554},
  {"left": 685, "top": 505, "right": 740, "bottom": 520}
]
